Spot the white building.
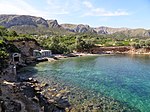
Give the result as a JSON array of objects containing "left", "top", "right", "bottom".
[{"left": 33, "top": 50, "right": 52, "bottom": 58}]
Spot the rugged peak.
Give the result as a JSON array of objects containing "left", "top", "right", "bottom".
[
  {"left": 47, "top": 19, "right": 60, "bottom": 28},
  {"left": 61, "top": 23, "right": 96, "bottom": 33}
]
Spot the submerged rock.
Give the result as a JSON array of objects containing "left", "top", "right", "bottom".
[
  {"left": 0, "top": 88, "right": 2, "bottom": 96},
  {"left": 56, "top": 98, "right": 70, "bottom": 109},
  {"left": 0, "top": 99, "right": 21, "bottom": 112}
]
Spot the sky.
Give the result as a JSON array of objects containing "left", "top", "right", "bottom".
[{"left": 0, "top": 0, "right": 150, "bottom": 29}]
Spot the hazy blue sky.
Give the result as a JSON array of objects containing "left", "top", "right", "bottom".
[{"left": 0, "top": 0, "right": 149, "bottom": 29}]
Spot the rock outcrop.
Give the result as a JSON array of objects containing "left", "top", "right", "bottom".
[
  {"left": 61, "top": 24, "right": 96, "bottom": 33},
  {"left": 47, "top": 20, "right": 60, "bottom": 28},
  {"left": 7, "top": 38, "right": 42, "bottom": 64},
  {"left": 9, "top": 38, "right": 41, "bottom": 57}
]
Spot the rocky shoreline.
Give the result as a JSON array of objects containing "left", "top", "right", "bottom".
[{"left": 0, "top": 70, "right": 71, "bottom": 112}]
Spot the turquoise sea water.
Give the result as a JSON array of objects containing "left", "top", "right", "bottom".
[{"left": 22, "top": 55, "right": 150, "bottom": 112}]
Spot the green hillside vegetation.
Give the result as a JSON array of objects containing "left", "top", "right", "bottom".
[
  {"left": 0, "top": 40, "right": 9, "bottom": 71},
  {"left": 36, "top": 34, "right": 95, "bottom": 54},
  {"left": 0, "top": 26, "right": 150, "bottom": 64},
  {"left": 9, "top": 26, "right": 75, "bottom": 36}
]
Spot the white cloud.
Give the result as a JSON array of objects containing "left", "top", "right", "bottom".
[
  {"left": 82, "top": 1, "right": 129, "bottom": 17},
  {"left": 83, "top": 1, "right": 93, "bottom": 8},
  {"left": 46, "top": 0, "right": 82, "bottom": 15},
  {"left": 0, "top": 0, "right": 49, "bottom": 18},
  {"left": 0, "top": 0, "right": 77, "bottom": 19},
  {"left": 0, "top": 0, "right": 130, "bottom": 19},
  {"left": 46, "top": 0, "right": 69, "bottom": 15}
]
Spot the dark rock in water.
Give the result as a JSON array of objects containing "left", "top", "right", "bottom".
[
  {"left": 0, "top": 88, "right": 2, "bottom": 96},
  {"left": 36, "top": 93, "right": 48, "bottom": 107},
  {"left": 32, "top": 96, "right": 39, "bottom": 103},
  {"left": 66, "top": 54, "right": 77, "bottom": 57},
  {"left": 21, "top": 83, "right": 35, "bottom": 98},
  {"left": 56, "top": 98, "right": 70, "bottom": 109},
  {"left": 0, "top": 105, "right": 1, "bottom": 112},
  {"left": 0, "top": 99, "right": 21, "bottom": 112},
  {"left": 44, "top": 103, "right": 65, "bottom": 112},
  {"left": 0, "top": 100, "right": 4, "bottom": 112},
  {"left": 36, "top": 58, "right": 48, "bottom": 62}
]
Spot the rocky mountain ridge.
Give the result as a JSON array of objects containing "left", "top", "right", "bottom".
[
  {"left": 94, "top": 26, "right": 130, "bottom": 34},
  {"left": 0, "top": 14, "right": 59, "bottom": 28},
  {"left": 0, "top": 14, "right": 150, "bottom": 37},
  {"left": 61, "top": 24, "right": 96, "bottom": 33}
]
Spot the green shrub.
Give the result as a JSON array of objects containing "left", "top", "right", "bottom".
[
  {"left": 145, "top": 39, "right": 150, "bottom": 47},
  {"left": 0, "top": 49, "right": 9, "bottom": 71},
  {"left": 130, "top": 42, "right": 140, "bottom": 49},
  {"left": 139, "top": 40, "right": 146, "bottom": 47},
  {"left": 114, "top": 41, "right": 124, "bottom": 46},
  {"left": 6, "top": 44, "right": 20, "bottom": 53}
]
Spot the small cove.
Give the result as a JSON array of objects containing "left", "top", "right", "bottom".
[{"left": 20, "top": 54, "right": 150, "bottom": 112}]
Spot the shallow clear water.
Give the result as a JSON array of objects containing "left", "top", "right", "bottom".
[{"left": 23, "top": 54, "right": 150, "bottom": 112}]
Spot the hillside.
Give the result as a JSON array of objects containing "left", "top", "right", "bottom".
[{"left": 0, "top": 14, "right": 150, "bottom": 37}]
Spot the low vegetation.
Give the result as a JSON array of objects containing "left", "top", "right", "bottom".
[{"left": 0, "top": 40, "right": 9, "bottom": 71}]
